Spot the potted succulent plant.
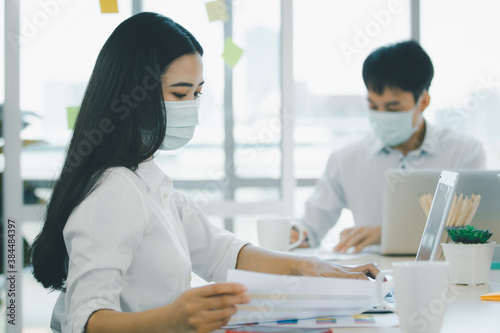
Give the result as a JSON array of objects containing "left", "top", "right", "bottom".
[{"left": 442, "top": 225, "right": 495, "bottom": 285}]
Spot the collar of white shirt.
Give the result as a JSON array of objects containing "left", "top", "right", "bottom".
[
  {"left": 368, "top": 120, "right": 441, "bottom": 157},
  {"left": 135, "top": 159, "right": 173, "bottom": 193}
]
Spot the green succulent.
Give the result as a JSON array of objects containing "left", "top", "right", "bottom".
[{"left": 447, "top": 225, "right": 492, "bottom": 244}]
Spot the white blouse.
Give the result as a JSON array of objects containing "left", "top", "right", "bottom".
[{"left": 50, "top": 159, "right": 248, "bottom": 332}]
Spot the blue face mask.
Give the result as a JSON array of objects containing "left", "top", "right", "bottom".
[
  {"left": 368, "top": 94, "right": 424, "bottom": 147},
  {"left": 161, "top": 98, "right": 200, "bottom": 150}
]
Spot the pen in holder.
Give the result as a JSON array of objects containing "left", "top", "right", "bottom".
[{"left": 418, "top": 193, "right": 482, "bottom": 261}]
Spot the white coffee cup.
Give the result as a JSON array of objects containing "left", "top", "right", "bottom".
[
  {"left": 257, "top": 217, "right": 304, "bottom": 252},
  {"left": 376, "top": 261, "right": 450, "bottom": 333}
]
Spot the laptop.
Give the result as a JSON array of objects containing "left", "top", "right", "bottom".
[
  {"left": 365, "top": 170, "right": 459, "bottom": 313},
  {"left": 381, "top": 169, "right": 500, "bottom": 255}
]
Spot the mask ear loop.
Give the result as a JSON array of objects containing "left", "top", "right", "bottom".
[{"left": 412, "top": 90, "right": 427, "bottom": 130}]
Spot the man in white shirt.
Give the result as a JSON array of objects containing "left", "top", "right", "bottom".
[{"left": 290, "top": 40, "right": 486, "bottom": 253}]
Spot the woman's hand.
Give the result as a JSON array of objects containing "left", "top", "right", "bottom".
[
  {"left": 237, "top": 244, "right": 379, "bottom": 280},
  {"left": 293, "top": 256, "right": 379, "bottom": 280},
  {"left": 164, "top": 283, "right": 250, "bottom": 333},
  {"left": 84, "top": 283, "right": 249, "bottom": 333}
]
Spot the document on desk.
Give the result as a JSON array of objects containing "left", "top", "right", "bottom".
[
  {"left": 237, "top": 313, "right": 399, "bottom": 329},
  {"left": 291, "top": 245, "right": 381, "bottom": 261},
  {"left": 225, "top": 269, "right": 393, "bottom": 326},
  {"left": 291, "top": 247, "right": 363, "bottom": 261}
]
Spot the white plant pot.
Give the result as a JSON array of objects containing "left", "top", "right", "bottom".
[{"left": 442, "top": 242, "right": 496, "bottom": 286}]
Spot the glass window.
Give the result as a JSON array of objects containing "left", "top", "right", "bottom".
[
  {"left": 143, "top": 0, "right": 226, "bottom": 183},
  {"left": 144, "top": 0, "right": 282, "bottom": 203},
  {"left": 421, "top": 0, "right": 500, "bottom": 169},
  {"left": 20, "top": 1, "right": 133, "bottom": 205},
  {"left": 233, "top": 0, "right": 281, "bottom": 182},
  {"left": 292, "top": 0, "right": 411, "bottom": 237},
  {"left": 293, "top": 0, "right": 411, "bottom": 180}
]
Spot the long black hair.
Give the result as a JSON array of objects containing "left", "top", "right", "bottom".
[{"left": 30, "top": 12, "right": 203, "bottom": 291}]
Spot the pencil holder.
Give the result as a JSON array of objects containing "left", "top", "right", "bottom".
[{"left": 418, "top": 192, "right": 482, "bottom": 261}]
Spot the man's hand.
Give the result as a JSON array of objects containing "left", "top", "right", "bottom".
[
  {"left": 290, "top": 227, "right": 310, "bottom": 248},
  {"left": 334, "top": 226, "right": 381, "bottom": 254}
]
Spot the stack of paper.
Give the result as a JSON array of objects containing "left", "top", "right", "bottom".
[
  {"left": 225, "top": 269, "right": 393, "bottom": 326},
  {"left": 224, "top": 314, "right": 399, "bottom": 331},
  {"left": 225, "top": 327, "right": 333, "bottom": 333}
]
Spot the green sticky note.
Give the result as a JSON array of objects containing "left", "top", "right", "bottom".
[
  {"left": 222, "top": 38, "right": 243, "bottom": 68},
  {"left": 100, "top": 0, "right": 119, "bottom": 13},
  {"left": 67, "top": 106, "right": 80, "bottom": 129},
  {"left": 205, "top": 0, "right": 228, "bottom": 22}
]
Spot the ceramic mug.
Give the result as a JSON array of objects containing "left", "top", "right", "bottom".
[
  {"left": 376, "top": 261, "right": 450, "bottom": 333},
  {"left": 257, "top": 217, "right": 304, "bottom": 252}
]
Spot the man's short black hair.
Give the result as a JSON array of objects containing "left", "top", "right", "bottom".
[{"left": 362, "top": 40, "right": 434, "bottom": 102}]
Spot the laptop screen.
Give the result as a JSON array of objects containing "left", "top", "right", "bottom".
[{"left": 415, "top": 170, "right": 459, "bottom": 261}]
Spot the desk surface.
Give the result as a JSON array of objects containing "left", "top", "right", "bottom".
[
  {"left": 331, "top": 254, "right": 500, "bottom": 332},
  {"left": 218, "top": 253, "right": 500, "bottom": 333}
]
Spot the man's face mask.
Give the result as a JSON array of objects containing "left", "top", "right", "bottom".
[{"left": 368, "top": 93, "right": 424, "bottom": 147}]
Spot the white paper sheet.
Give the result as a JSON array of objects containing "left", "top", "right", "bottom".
[
  {"left": 225, "top": 269, "right": 393, "bottom": 326},
  {"left": 290, "top": 247, "right": 368, "bottom": 261},
  {"left": 291, "top": 245, "right": 381, "bottom": 261}
]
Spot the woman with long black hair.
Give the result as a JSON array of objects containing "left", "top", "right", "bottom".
[{"left": 30, "top": 12, "right": 379, "bottom": 333}]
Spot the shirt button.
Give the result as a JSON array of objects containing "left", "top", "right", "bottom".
[{"left": 163, "top": 193, "right": 168, "bottom": 199}]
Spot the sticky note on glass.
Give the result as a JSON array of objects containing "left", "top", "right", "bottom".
[
  {"left": 100, "top": 0, "right": 119, "bottom": 13},
  {"left": 480, "top": 291, "right": 500, "bottom": 301},
  {"left": 67, "top": 106, "right": 80, "bottom": 129},
  {"left": 222, "top": 38, "right": 243, "bottom": 68},
  {"left": 205, "top": 0, "right": 228, "bottom": 22}
]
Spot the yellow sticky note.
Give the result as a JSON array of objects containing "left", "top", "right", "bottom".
[
  {"left": 480, "top": 291, "right": 500, "bottom": 301},
  {"left": 67, "top": 106, "right": 80, "bottom": 130},
  {"left": 100, "top": 0, "right": 119, "bottom": 13},
  {"left": 222, "top": 38, "right": 243, "bottom": 68},
  {"left": 205, "top": 0, "right": 228, "bottom": 22}
]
